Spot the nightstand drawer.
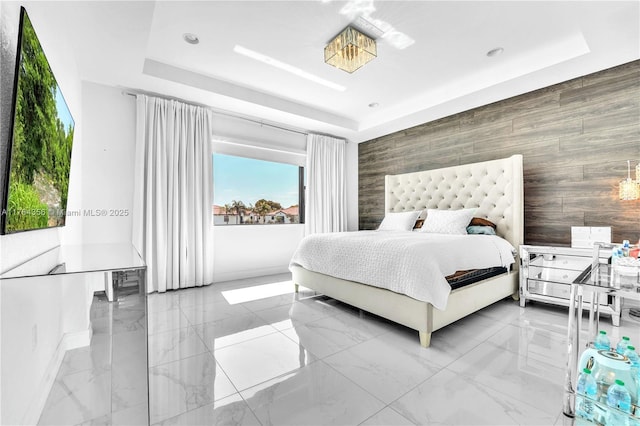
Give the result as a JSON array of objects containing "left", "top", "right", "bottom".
[
  {"left": 527, "top": 279, "right": 571, "bottom": 300},
  {"left": 529, "top": 255, "right": 591, "bottom": 272},
  {"left": 528, "top": 265, "right": 584, "bottom": 284}
]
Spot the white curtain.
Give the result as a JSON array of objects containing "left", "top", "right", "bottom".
[
  {"left": 305, "top": 134, "right": 347, "bottom": 235},
  {"left": 132, "top": 95, "right": 214, "bottom": 293}
]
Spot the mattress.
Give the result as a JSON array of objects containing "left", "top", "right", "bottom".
[{"left": 289, "top": 230, "right": 515, "bottom": 310}]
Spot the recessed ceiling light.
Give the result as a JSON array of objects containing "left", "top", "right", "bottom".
[
  {"left": 368, "top": 102, "right": 379, "bottom": 108},
  {"left": 233, "top": 45, "right": 346, "bottom": 92},
  {"left": 486, "top": 47, "right": 504, "bottom": 57},
  {"left": 183, "top": 33, "right": 199, "bottom": 45}
]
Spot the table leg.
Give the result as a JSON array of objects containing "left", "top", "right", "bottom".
[{"left": 564, "top": 283, "right": 583, "bottom": 417}]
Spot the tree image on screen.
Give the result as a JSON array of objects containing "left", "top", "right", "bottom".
[{"left": 5, "top": 10, "right": 74, "bottom": 233}]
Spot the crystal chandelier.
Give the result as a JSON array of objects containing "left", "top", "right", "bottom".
[
  {"left": 619, "top": 160, "right": 640, "bottom": 200},
  {"left": 324, "top": 26, "right": 377, "bottom": 73}
]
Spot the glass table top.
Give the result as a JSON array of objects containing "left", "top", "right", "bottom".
[
  {"left": 574, "top": 261, "right": 640, "bottom": 299},
  {"left": 0, "top": 243, "right": 146, "bottom": 279}
]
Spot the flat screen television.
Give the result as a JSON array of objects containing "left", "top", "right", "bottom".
[{"left": 1, "top": 7, "right": 75, "bottom": 234}]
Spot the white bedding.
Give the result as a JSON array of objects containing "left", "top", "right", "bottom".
[{"left": 289, "top": 231, "right": 516, "bottom": 310}]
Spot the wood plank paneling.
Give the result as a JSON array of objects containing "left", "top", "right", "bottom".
[{"left": 359, "top": 60, "right": 640, "bottom": 246}]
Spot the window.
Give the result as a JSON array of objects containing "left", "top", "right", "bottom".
[{"left": 213, "top": 153, "right": 304, "bottom": 225}]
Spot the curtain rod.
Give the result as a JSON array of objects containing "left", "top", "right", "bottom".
[{"left": 122, "top": 90, "right": 312, "bottom": 138}]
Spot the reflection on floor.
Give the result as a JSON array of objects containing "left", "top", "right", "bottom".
[
  {"left": 38, "top": 272, "right": 640, "bottom": 425},
  {"left": 38, "top": 292, "right": 148, "bottom": 425}
]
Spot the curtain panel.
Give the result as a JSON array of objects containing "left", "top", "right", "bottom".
[
  {"left": 133, "top": 95, "right": 214, "bottom": 293},
  {"left": 304, "top": 134, "right": 347, "bottom": 235}
]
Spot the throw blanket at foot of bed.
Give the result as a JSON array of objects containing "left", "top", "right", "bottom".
[{"left": 289, "top": 230, "right": 515, "bottom": 311}]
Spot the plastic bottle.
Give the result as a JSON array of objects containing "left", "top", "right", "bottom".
[
  {"left": 624, "top": 346, "right": 640, "bottom": 369},
  {"left": 606, "top": 379, "right": 632, "bottom": 426},
  {"left": 624, "top": 346, "right": 640, "bottom": 389},
  {"left": 617, "top": 336, "right": 632, "bottom": 355},
  {"left": 595, "top": 330, "right": 611, "bottom": 350},
  {"left": 612, "top": 247, "right": 623, "bottom": 266},
  {"left": 576, "top": 368, "right": 598, "bottom": 421}
]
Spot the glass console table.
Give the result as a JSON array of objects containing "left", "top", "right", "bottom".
[
  {"left": 0, "top": 243, "right": 148, "bottom": 425},
  {"left": 563, "top": 243, "right": 640, "bottom": 421}
]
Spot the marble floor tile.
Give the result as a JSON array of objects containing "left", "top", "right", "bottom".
[
  {"left": 443, "top": 307, "right": 511, "bottom": 342},
  {"left": 148, "top": 326, "right": 208, "bottom": 367},
  {"left": 280, "top": 311, "right": 385, "bottom": 359},
  {"left": 181, "top": 299, "right": 252, "bottom": 325},
  {"left": 147, "top": 307, "right": 190, "bottom": 335},
  {"left": 193, "top": 311, "right": 279, "bottom": 351},
  {"left": 57, "top": 332, "right": 111, "bottom": 377},
  {"left": 253, "top": 295, "right": 337, "bottom": 331},
  {"left": 324, "top": 332, "right": 445, "bottom": 403},
  {"left": 241, "top": 361, "right": 385, "bottom": 426},
  {"left": 391, "top": 368, "right": 557, "bottom": 425},
  {"left": 446, "top": 341, "right": 564, "bottom": 417},
  {"left": 38, "top": 369, "right": 111, "bottom": 425},
  {"left": 148, "top": 352, "right": 236, "bottom": 424},
  {"left": 359, "top": 407, "right": 416, "bottom": 426},
  {"left": 153, "top": 393, "right": 261, "bottom": 426},
  {"left": 147, "top": 290, "right": 181, "bottom": 314},
  {"left": 487, "top": 322, "right": 568, "bottom": 367},
  {"left": 40, "top": 275, "right": 620, "bottom": 426},
  {"left": 177, "top": 285, "right": 227, "bottom": 308},
  {"left": 215, "top": 332, "right": 317, "bottom": 392}
]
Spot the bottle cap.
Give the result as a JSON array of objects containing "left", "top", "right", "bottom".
[
  {"left": 599, "top": 330, "right": 607, "bottom": 335},
  {"left": 583, "top": 368, "right": 592, "bottom": 374},
  {"left": 615, "top": 379, "right": 625, "bottom": 386},
  {"left": 627, "top": 345, "right": 635, "bottom": 351}
]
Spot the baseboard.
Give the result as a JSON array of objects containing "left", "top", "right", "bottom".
[
  {"left": 213, "top": 265, "right": 290, "bottom": 283},
  {"left": 22, "top": 326, "right": 92, "bottom": 425}
]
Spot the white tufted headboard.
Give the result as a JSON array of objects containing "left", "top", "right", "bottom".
[{"left": 385, "top": 155, "right": 524, "bottom": 250}]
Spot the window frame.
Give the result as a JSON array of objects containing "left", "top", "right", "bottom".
[{"left": 213, "top": 153, "right": 305, "bottom": 226}]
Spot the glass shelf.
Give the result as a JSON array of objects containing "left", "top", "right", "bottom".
[{"left": 575, "top": 392, "right": 639, "bottom": 425}]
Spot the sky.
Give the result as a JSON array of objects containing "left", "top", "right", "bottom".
[
  {"left": 55, "top": 85, "right": 74, "bottom": 134},
  {"left": 213, "top": 154, "right": 299, "bottom": 208}
]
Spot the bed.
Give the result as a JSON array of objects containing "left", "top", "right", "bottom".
[{"left": 289, "top": 154, "right": 523, "bottom": 347}]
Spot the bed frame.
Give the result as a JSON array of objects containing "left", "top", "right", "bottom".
[{"left": 292, "top": 154, "right": 524, "bottom": 347}]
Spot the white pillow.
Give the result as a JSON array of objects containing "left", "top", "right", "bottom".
[
  {"left": 420, "top": 208, "right": 476, "bottom": 235},
  {"left": 378, "top": 210, "right": 422, "bottom": 231}
]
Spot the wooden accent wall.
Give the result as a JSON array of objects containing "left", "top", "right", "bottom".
[{"left": 359, "top": 60, "right": 640, "bottom": 246}]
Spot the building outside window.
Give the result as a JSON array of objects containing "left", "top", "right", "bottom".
[{"left": 213, "top": 153, "right": 304, "bottom": 225}]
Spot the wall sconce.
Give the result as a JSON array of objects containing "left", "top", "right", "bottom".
[{"left": 619, "top": 160, "right": 640, "bottom": 200}]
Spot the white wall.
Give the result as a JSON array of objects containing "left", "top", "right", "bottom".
[
  {"left": 213, "top": 225, "right": 305, "bottom": 282},
  {"left": 64, "top": 81, "right": 136, "bottom": 245}
]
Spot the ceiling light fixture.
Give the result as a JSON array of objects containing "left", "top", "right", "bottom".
[
  {"left": 233, "top": 45, "right": 346, "bottom": 92},
  {"left": 324, "top": 26, "right": 377, "bottom": 73},
  {"left": 183, "top": 33, "right": 199, "bottom": 45}
]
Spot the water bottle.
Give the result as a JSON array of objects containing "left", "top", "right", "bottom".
[
  {"left": 624, "top": 346, "right": 640, "bottom": 388},
  {"left": 595, "top": 330, "right": 611, "bottom": 350},
  {"left": 617, "top": 336, "right": 633, "bottom": 354},
  {"left": 624, "top": 346, "right": 640, "bottom": 369},
  {"left": 606, "top": 379, "right": 631, "bottom": 426},
  {"left": 622, "top": 240, "right": 630, "bottom": 257},
  {"left": 612, "top": 247, "right": 623, "bottom": 265},
  {"left": 576, "top": 368, "right": 598, "bottom": 421}
]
